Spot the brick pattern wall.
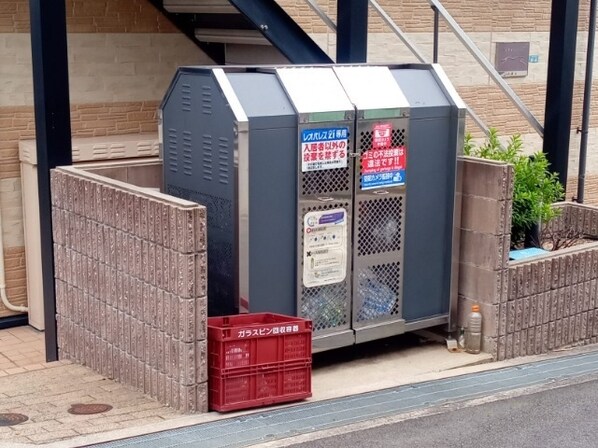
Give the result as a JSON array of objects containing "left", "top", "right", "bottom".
[
  {"left": 51, "top": 166, "right": 208, "bottom": 412},
  {"left": 0, "top": 0, "right": 206, "bottom": 321},
  {"left": 0, "top": 247, "right": 27, "bottom": 315},
  {"left": 502, "top": 238, "right": 598, "bottom": 360},
  {"left": 0, "top": 102, "right": 159, "bottom": 181},
  {"left": 0, "top": 0, "right": 177, "bottom": 33},
  {"left": 566, "top": 176, "right": 598, "bottom": 205},
  {"left": 279, "top": 0, "right": 577, "bottom": 34},
  {"left": 547, "top": 202, "right": 598, "bottom": 236},
  {"left": 459, "top": 80, "right": 593, "bottom": 138},
  {"left": 457, "top": 157, "right": 514, "bottom": 357}
]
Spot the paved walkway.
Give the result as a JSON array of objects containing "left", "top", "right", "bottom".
[
  {"left": 0, "top": 363, "right": 180, "bottom": 445},
  {"left": 0, "top": 326, "right": 46, "bottom": 376},
  {"left": 0, "top": 326, "right": 182, "bottom": 446},
  {"left": 0, "top": 327, "right": 492, "bottom": 447}
]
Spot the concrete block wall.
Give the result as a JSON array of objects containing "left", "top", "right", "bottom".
[
  {"left": 457, "top": 157, "right": 513, "bottom": 357},
  {"left": 503, "top": 242, "right": 598, "bottom": 360},
  {"left": 50, "top": 166, "right": 208, "bottom": 413},
  {"left": 497, "top": 202, "right": 598, "bottom": 360},
  {"left": 458, "top": 160, "right": 598, "bottom": 360},
  {"left": 545, "top": 202, "right": 598, "bottom": 237}
]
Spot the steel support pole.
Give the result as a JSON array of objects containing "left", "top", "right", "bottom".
[
  {"left": 433, "top": 6, "right": 439, "bottom": 63},
  {"left": 543, "top": 0, "right": 580, "bottom": 189},
  {"left": 29, "top": 0, "right": 73, "bottom": 361},
  {"left": 577, "top": 0, "right": 597, "bottom": 203},
  {"left": 337, "top": 0, "right": 368, "bottom": 63}
]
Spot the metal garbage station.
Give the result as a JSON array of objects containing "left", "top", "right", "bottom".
[{"left": 160, "top": 64, "right": 465, "bottom": 351}]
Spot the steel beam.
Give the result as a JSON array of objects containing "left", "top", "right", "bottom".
[
  {"left": 336, "top": 0, "right": 368, "bottom": 62},
  {"left": 29, "top": 0, "right": 73, "bottom": 361},
  {"left": 230, "top": 0, "right": 332, "bottom": 63},
  {"left": 543, "top": 0, "right": 580, "bottom": 188},
  {"left": 147, "top": 0, "right": 226, "bottom": 64}
]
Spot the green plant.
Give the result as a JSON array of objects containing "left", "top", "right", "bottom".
[{"left": 464, "top": 129, "right": 565, "bottom": 248}]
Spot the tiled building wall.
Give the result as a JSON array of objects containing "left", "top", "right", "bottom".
[
  {"left": 0, "top": 0, "right": 210, "bottom": 318},
  {"left": 51, "top": 166, "right": 208, "bottom": 412},
  {"left": 5, "top": 0, "right": 598, "bottom": 323}
]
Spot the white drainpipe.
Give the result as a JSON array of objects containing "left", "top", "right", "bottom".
[{"left": 0, "top": 206, "right": 28, "bottom": 313}]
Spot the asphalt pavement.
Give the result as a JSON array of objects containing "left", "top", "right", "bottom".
[{"left": 286, "top": 377, "right": 598, "bottom": 448}]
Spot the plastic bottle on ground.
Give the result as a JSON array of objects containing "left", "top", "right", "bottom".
[
  {"left": 457, "top": 327, "right": 466, "bottom": 350},
  {"left": 465, "top": 304, "right": 483, "bottom": 354}
]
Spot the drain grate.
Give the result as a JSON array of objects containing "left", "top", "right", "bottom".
[
  {"left": 0, "top": 413, "right": 28, "bottom": 426},
  {"left": 68, "top": 403, "right": 113, "bottom": 415}
]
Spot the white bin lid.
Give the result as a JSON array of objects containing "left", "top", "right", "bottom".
[
  {"left": 333, "top": 66, "right": 409, "bottom": 113},
  {"left": 276, "top": 67, "right": 354, "bottom": 121}
]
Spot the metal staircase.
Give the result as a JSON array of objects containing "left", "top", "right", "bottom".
[
  {"left": 152, "top": 0, "right": 332, "bottom": 64},
  {"left": 151, "top": 0, "right": 542, "bottom": 137}
]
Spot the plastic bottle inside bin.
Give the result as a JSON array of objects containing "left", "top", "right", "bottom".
[{"left": 465, "top": 304, "right": 483, "bottom": 354}]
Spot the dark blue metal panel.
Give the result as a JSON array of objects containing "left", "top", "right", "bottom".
[
  {"left": 229, "top": 0, "right": 333, "bottom": 63},
  {"left": 543, "top": 0, "right": 580, "bottom": 189},
  {"left": 391, "top": 68, "right": 456, "bottom": 322},
  {"left": 336, "top": 0, "right": 368, "bottom": 63},
  {"left": 162, "top": 71, "right": 237, "bottom": 316},
  {"left": 29, "top": 0, "right": 73, "bottom": 362},
  {"left": 248, "top": 127, "right": 297, "bottom": 316}
]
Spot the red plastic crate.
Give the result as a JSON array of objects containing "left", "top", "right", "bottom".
[
  {"left": 208, "top": 313, "right": 313, "bottom": 412},
  {"left": 208, "top": 313, "right": 312, "bottom": 370},
  {"left": 209, "top": 361, "right": 312, "bottom": 412}
]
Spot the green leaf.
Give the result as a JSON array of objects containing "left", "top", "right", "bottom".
[{"left": 464, "top": 129, "right": 564, "bottom": 247}]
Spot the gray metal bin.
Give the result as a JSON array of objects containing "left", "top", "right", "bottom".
[
  {"left": 390, "top": 64, "right": 465, "bottom": 331},
  {"left": 160, "top": 64, "right": 465, "bottom": 351},
  {"left": 160, "top": 66, "right": 356, "bottom": 349},
  {"left": 334, "top": 66, "right": 410, "bottom": 343}
]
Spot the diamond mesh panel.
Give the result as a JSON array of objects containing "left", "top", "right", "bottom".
[
  {"left": 300, "top": 282, "right": 349, "bottom": 331},
  {"left": 358, "top": 129, "right": 405, "bottom": 154},
  {"left": 357, "top": 196, "right": 404, "bottom": 256},
  {"left": 299, "top": 202, "right": 350, "bottom": 332},
  {"left": 355, "top": 262, "right": 401, "bottom": 322},
  {"left": 359, "top": 131, "right": 372, "bottom": 152},
  {"left": 301, "top": 167, "right": 351, "bottom": 196}
]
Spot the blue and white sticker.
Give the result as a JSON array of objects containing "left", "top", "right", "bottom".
[
  {"left": 303, "top": 208, "right": 347, "bottom": 288},
  {"left": 361, "top": 169, "right": 405, "bottom": 190},
  {"left": 301, "top": 127, "right": 349, "bottom": 172}
]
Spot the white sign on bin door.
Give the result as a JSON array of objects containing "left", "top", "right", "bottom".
[
  {"left": 303, "top": 208, "right": 347, "bottom": 287},
  {"left": 301, "top": 127, "right": 349, "bottom": 172}
]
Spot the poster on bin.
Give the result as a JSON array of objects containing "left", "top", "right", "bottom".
[
  {"left": 361, "top": 122, "right": 406, "bottom": 190},
  {"left": 301, "top": 127, "right": 349, "bottom": 172},
  {"left": 303, "top": 208, "right": 347, "bottom": 288}
]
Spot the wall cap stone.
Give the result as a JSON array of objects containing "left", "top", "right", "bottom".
[{"left": 54, "top": 166, "right": 199, "bottom": 209}]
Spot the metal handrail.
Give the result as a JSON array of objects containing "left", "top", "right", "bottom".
[
  {"left": 301, "top": 0, "right": 546, "bottom": 138},
  {"left": 428, "top": 0, "right": 544, "bottom": 138},
  {"left": 301, "top": 0, "right": 490, "bottom": 135},
  {"left": 367, "top": 0, "right": 489, "bottom": 135},
  {"left": 304, "top": 0, "right": 337, "bottom": 31}
]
